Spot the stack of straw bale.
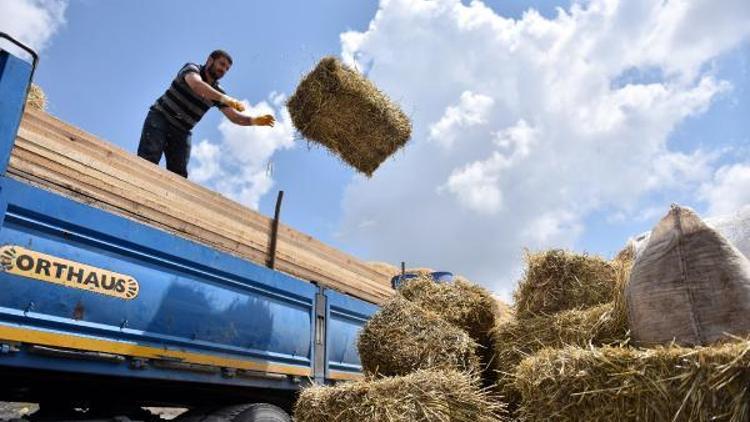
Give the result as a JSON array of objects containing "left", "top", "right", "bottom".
[
  {"left": 492, "top": 249, "right": 632, "bottom": 411},
  {"left": 510, "top": 208, "right": 750, "bottom": 421},
  {"left": 287, "top": 56, "right": 412, "bottom": 176},
  {"left": 294, "top": 275, "right": 508, "bottom": 421},
  {"left": 25, "top": 84, "right": 46, "bottom": 111}
]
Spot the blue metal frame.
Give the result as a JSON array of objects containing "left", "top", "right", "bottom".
[
  {"left": 0, "top": 177, "right": 317, "bottom": 385},
  {"left": 0, "top": 50, "right": 31, "bottom": 174},
  {"left": 324, "top": 289, "right": 378, "bottom": 378}
]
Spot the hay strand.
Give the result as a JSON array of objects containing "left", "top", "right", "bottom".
[{"left": 26, "top": 84, "right": 46, "bottom": 111}]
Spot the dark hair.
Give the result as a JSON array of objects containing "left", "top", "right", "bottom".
[{"left": 209, "top": 49, "right": 233, "bottom": 65}]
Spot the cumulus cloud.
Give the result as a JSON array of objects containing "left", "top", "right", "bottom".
[
  {"left": 336, "top": 0, "right": 750, "bottom": 294},
  {"left": 701, "top": 164, "right": 750, "bottom": 217},
  {"left": 0, "top": 0, "right": 67, "bottom": 57},
  {"left": 190, "top": 93, "right": 295, "bottom": 209},
  {"left": 429, "top": 91, "right": 494, "bottom": 148}
]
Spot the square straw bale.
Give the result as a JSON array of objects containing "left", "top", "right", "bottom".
[
  {"left": 294, "top": 369, "right": 507, "bottom": 422},
  {"left": 287, "top": 57, "right": 412, "bottom": 176},
  {"left": 515, "top": 340, "right": 750, "bottom": 422}
]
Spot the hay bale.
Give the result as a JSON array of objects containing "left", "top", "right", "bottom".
[
  {"left": 294, "top": 369, "right": 507, "bottom": 422},
  {"left": 398, "top": 275, "right": 501, "bottom": 386},
  {"left": 491, "top": 302, "right": 629, "bottom": 407},
  {"left": 492, "top": 254, "right": 633, "bottom": 408},
  {"left": 286, "top": 57, "right": 412, "bottom": 176},
  {"left": 513, "top": 249, "right": 617, "bottom": 319},
  {"left": 357, "top": 297, "right": 480, "bottom": 377},
  {"left": 515, "top": 340, "right": 750, "bottom": 422},
  {"left": 26, "top": 84, "right": 46, "bottom": 111},
  {"left": 398, "top": 275, "right": 499, "bottom": 349}
]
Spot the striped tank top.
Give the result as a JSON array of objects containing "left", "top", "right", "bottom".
[{"left": 152, "top": 63, "right": 226, "bottom": 132}]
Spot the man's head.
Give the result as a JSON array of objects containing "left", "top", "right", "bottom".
[{"left": 205, "top": 49, "right": 233, "bottom": 81}]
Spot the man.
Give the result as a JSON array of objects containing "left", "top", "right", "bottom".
[{"left": 138, "top": 50, "right": 275, "bottom": 178}]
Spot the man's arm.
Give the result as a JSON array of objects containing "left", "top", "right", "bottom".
[
  {"left": 184, "top": 72, "right": 245, "bottom": 112},
  {"left": 221, "top": 106, "right": 276, "bottom": 127}
]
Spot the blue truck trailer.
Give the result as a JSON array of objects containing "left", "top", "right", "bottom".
[{"left": 0, "top": 34, "right": 379, "bottom": 421}]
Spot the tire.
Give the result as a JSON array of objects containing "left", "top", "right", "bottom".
[
  {"left": 232, "top": 404, "right": 290, "bottom": 422},
  {"left": 176, "top": 403, "right": 290, "bottom": 422}
]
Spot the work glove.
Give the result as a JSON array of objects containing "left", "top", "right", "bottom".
[
  {"left": 220, "top": 94, "right": 246, "bottom": 112},
  {"left": 253, "top": 114, "right": 275, "bottom": 127}
]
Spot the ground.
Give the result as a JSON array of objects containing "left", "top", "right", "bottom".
[{"left": 0, "top": 403, "right": 187, "bottom": 421}]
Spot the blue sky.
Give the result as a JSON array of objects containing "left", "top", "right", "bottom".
[{"left": 3, "top": 0, "right": 749, "bottom": 298}]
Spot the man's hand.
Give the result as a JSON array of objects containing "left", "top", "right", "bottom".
[
  {"left": 220, "top": 94, "right": 246, "bottom": 112},
  {"left": 252, "top": 114, "right": 275, "bottom": 127}
]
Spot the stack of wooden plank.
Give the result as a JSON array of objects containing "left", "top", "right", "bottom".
[{"left": 10, "top": 109, "right": 395, "bottom": 304}]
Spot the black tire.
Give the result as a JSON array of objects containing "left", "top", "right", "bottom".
[{"left": 176, "top": 403, "right": 290, "bottom": 422}]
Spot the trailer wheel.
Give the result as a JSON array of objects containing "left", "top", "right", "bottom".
[{"left": 176, "top": 403, "right": 290, "bottom": 422}]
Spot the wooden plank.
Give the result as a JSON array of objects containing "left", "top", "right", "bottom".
[{"left": 19, "top": 115, "right": 393, "bottom": 286}]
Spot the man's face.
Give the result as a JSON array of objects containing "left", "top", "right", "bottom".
[{"left": 206, "top": 56, "right": 232, "bottom": 80}]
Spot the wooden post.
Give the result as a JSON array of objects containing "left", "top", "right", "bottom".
[{"left": 267, "top": 190, "right": 284, "bottom": 269}]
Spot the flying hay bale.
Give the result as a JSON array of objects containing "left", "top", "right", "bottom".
[
  {"left": 357, "top": 297, "right": 480, "bottom": 377},
  {"left": 294, "top": 369, "right": 507, "bottom": 422},
  {"left": 26, "top": 84, "right": 46, "bottom": 111},
  {"left": 286, "top": 56, "right": 412, "bottom": 176},
  {"left": 515, "top": 340, "right": 750, "bottom": 422},
  {"left": 513, "top": 249, "right": 617, "bottom": 319},
  {"left": 492, "top": 254, "right": 633, "bottom": 408}
]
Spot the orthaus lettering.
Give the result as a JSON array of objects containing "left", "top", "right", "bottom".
[{"left": 1, "top": 245, "right": 140, "bottom": 300}]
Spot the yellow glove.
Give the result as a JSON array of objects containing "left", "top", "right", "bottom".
[
  {"left": 220, "top": 94, "right": 246, "bottom": 112},
  {"left": 252, "top": 114, "right": 276, "bottom": 127}
]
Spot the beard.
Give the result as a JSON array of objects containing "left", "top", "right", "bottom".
[{"left": 207, "top": 64, "right": 224, "bottom": 80}]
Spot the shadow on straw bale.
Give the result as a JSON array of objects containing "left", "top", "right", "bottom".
[
  {"left": 398, "top": 275, "right": 503, "bottom": 385},
  {"left": 286, "top": 56, "right": 412, "bottom": 176},
  {"left": 515, "top": 339, "right": 750, "bottom": 422},
  {"left": 513, "top": 249, "right": 617, "bottom": 319},
  {"left": 26, "top": 84, "right": 46, "bottom": 111},
  {"left": 492, "top": 251, "right": 633, "bottom": 409},
  {"left": 357, "top": 297, "right": 480, "bottom": 377},
  {"left": 294, "top": 369, "right": 507, "bottom": 422}
]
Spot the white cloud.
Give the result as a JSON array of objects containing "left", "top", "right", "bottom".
[
  {"left": 0, "top": 0, "right": 67, "bottom": 57},
  {"left": 190, "top": 93, "right": 295, "bottom": 209},
  {"left": 336, "top": 0, "right": 750, "bottom": 294},
  {"left": 429, "top": 91, "right": 494, "bottom": 148},
  {"left": 701, "top": 164, "right": 750, "bottom": 217}
]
